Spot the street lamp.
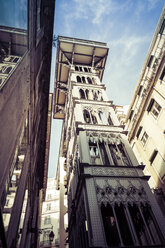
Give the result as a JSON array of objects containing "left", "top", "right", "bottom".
[{"left": 49, "top": 230, "right": 55, "bottom": 243}]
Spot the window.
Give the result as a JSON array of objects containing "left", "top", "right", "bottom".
[
  {"left": 75, "top": 66, "right": 79, "bottom": 71},
  {"left": 79, "top": 89, "right": 85, "bottom": 99},
  {"left": 47, "top": 194, "right": 52, "bottom": 200},
  {"left": 89, "top": 141, "right": 101, "bottom": 164},
  {"left": 77, "top": 76, "right": 81, "bottom": 83},
  {"left": 128, "top": 110, "right": 134, "bottom": 120},
  {"left": 44, "top": 215, "right": 51, "bottom": 225},
  {"left": 83, "top": 109, "right": 91, "bottom": 123},
  {"left": 136, "top": 126, "right": 142, "bottom": 139},
  {"left": 46, "top": 203, "right": 51, "bottom": 211},
  {"left": 147, "top": 99, "right": 161, "bottom": 118},
  {"left": 82, "top": 76, "right": 86, "bottom": 83},
  {"left": 159, "top": 19, "right": 165, "bottom": 35},
  {"left": 147, "top": 55, "right": 154, "bottom": 68},
  {"left": 5, "top": 66, "right": 12, "bottom": 74},
  {"left": 79, "top": 66, "right": 83, "bottom": 72},
  {"left": 84, "top": 67, "right": 88, "bottom": 72},
  {"left": 137, "top": 85, "right": 143, "bottom": 96},
  {"left": 149, "top": 150, "right": 158, "bottom": 164},
  {"left": 101, "top": 203, "right": 120, "bottom": 247},
  {"left": 99, "top": 142, "right": 110, "bottom": 165},
  {"left": 108, "top": 144, "right": 130, "bottom": 166},
  {"left": 160, "top": 66, "right": 165, "bottom": 80},
  {"left": 107, "top": 114, "right": 113, "bottom": 125},
  {"left": 141, "top": 131, "right": 149, "bottom": 146},
  {"left": 91, "top": 113, "right": 98, "bottom": 124},
  {"left": 87, "top": 77, "right": 92, "bottom": 84}
]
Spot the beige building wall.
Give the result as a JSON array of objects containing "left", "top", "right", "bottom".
[{"left": 125, "top": 6, "right": 165, "bottom": 215}]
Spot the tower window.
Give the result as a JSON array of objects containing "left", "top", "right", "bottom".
[
  {"left": 107, "top": 114, "right": 113, "bottom": 125},
  {"left": 79, "top": 66, "right": 83, "bottom": 72},
  {"left": 137, "top": 85, "right": 143, "bottom": 96},
  {"left": 87, "top": 77, "right": 92, "bottom": 84},
  {"left": 82, "top": 76, "right": 86, "bottom": 83},
  {"left": 75, "top": 66, "right": 79, "bottom": 71},
  {"left": 79, "top": 89, "right": 85, "bottom": 99},
  {"left": 77, "top": 76, "right": 81, "bottom": 83},
  {"left": 84, "top": 67, "right": 88, "bottom": 72},
  {"left": 101, "top": 203, "right": 120, "bottom": 247},
  {"left": 128, "top": 110, "right": 134, "bottom": 120},
  {"left": 91, "top": 113, "right": 98, "bottom": 124},
  {"left": 83, "top": 109, "right": 91, "bottom": 123},
  {"left": 89, "top": 141, "right": 101, "bottom": 164}
]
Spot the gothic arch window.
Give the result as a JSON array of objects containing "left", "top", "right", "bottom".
[
  {"left": 79, "top": 66, "right": 83, "bottom": 72},
  {"left": 99, "top": 141, "right": 110, "bottom": 165},
  {"left": 83, "top": 109, "right": 91, "bottom": 123},
  {"left": 79, "top": 89, "right": 85, "bottom": 99},
  {"left": 118, "top": 144, "right": 131, "bottom": 166},
  {"left": 84, "top": 67, "right": 88, "bottom": 72},
  {"left": 108, "top": 114, "right": 113, "bottom": 125},
  {"left": 77, "top": 75, "right": 81, "bottom": 83},
  {"left": 101, "top": 203, "right": 120, "bottom": 247},
  {"left": 82, "top": 76, "right": 86, "bottom": 83},
  {"left": 85, "top": 89, "right": 89, "bottom": 99},
  {"left": 5, "top": 66, "right": 12, "bottom": 74},
  {"left": 89, "top": 139, "right": 101, "bottom": 164},
  {"left": 87, "top": 77, "right": 92, "bottom": 84},
  {"left": 92, "top": 77, "right": 96, "bottom": 84},
  {"left": 108, "top": 144, "right": 123, "bottom": 165},
  {"left": 93, "top": 91, "right": 98, "bottom": 100},
  {"left": 98, "top": 111, "right": 107, "bottom": 124},
  {"left": 75, "top": 66, "right": 79, "bottom": 71},
  {"left": 91, "top": 112, "right": 98, "bottom": 124}
]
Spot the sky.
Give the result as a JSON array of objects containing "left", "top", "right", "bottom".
[
  {"left": 0, "top": 0, "right": 164, "bottom": 177},
  {"left": 48, "top": 0, "right": 165, "bottom": 178}
]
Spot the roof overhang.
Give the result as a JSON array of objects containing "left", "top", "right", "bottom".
[{"left": 53, "top": 36, "right": 109, "bottom": 119}]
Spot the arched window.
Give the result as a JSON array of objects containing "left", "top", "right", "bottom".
[
  {"left": 98, "top": 91, "right": 102, "bottom": 100},
  {"left": 13, "top": 57, "right": 19, "bottom": 63},
  {"left": 82, "top": 76, "right": 86, "bottom": 83},
  {"left": 87, "top": 77, "right": 92, "bottom": 84},
  {"left": 101, "top": 203, "right": 120, "bottom": 247},
  {"left": 92, "top": 78, "right": 96, "bottom": 84},
  {"left": 93, "top": 91, "right": 98, "bottom": 100},
  {"left": 79, "top": 66, "right": 83, "bottom": 72},
  {"left": 5, "top": 66, "right": 12, "bottom": 74},
  {"left": 88, "top": 67, "right": 91, "bottom": 72},
  {"left": 85, "top": 89, "right": 89, "bottom": 99},
  {"left": 79, "top": 89, "right": 85, "bottom": 99},
  {"left": 75, "top": 66, "right": 79, "bottom": 71},
  {"left": 77, "top": 76, "right": 81, "bottom": 83},
  {"left": 83, "top": 109, "right": 91, "bottom": 123},
  {"left": 84, "top": 67, "right": 88, "bottom": 72},
  {"left": 108, "top": 114, "right": 113, "bottom": 125},
  {"left": 91, "top": 112, "right": 97, "bottom": 124}
]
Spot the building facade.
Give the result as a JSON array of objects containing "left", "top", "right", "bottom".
[
  {"left": 125, "top": 6, "right": 165, "bottom": 215},
  {"left": 0, "top": 1, "right": 55, "bottom": 247},
  {"left": 40, "top": 178, "right": 61, "bottom": 248},
  {"left": 54, "top": 36, "right": 165, "bottom": 248}
]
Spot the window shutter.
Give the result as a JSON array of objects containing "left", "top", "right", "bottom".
[
  {"left": 160, "top": 67, "right": 165, "bottom": 80},
  {"left": 129, "top": 110, "right": 134, "bottom": 120},
  {"left": 147, "top": 98, "right": 154, "bottom": 112},
  {"left": 159, "top": 19, "right": 165, "bottom": 35},
  {"left": 136, "top": 126, "right": 142, "bottom": 139}
]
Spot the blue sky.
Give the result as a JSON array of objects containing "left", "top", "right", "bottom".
[
  {"left": 48, "top": 0, "right": 165, "bottom": 177},
  {"left": 0, "top": 0, "right": 27, "bottom": 29}
]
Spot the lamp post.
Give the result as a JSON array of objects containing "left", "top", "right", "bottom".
[{"left": 49, "top": 230, "right": 55, "bottom": 244}]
